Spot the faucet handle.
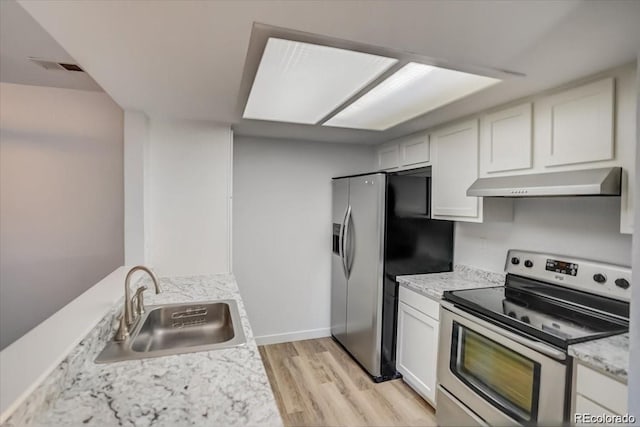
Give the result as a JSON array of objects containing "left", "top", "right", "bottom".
[{"left": 132, "top": 286, "right": 148, "bottom": 317}]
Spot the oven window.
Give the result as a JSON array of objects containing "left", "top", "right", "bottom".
[{"left": 451, "top": 322, "right": 540, "bottom": 422}]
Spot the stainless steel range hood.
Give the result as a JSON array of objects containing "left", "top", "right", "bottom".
[{"left": 467, "top": 167, "right": 622, "bottom": 197}]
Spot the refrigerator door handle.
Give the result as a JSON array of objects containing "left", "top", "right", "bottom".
[
  {"left": 343, "top": 205, "right": 352, "bottom": 278},
  {"left": 339, "top": 205, "right": 349, "bottom": 278}
]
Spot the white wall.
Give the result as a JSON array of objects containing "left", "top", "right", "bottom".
[
  {"left": 233, "top": 136, "right": 374, "bottom": 344},
  {"left": 146, "top": 119, "right": 232, "bottom": 276},
  {"left": 123, "top": 110, "right": 150, "bottom": 265},
  {"left": 0, "top": 82, "right": 123, "bottom": 350},
  {"left": 628, "top": 53, "right": 639, "bottom": 422},
  {"left": 455, "top": 197, "right": 632, "bottom": 273}
]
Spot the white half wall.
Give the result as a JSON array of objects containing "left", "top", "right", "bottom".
[
  {"left": 232, "top": 136, "right": 374, "bottom": 344},
  {"left": 455, "top": 197, "right": 632, "bottom": 273},
  {"left": 0, "top": 82, "right": 124, "bottom": 350},
  {"left": 146, "top": 119, "right": 232, "bottom": 276}
]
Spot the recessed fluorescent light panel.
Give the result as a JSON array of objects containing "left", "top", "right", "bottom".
[
  {"left": 324, "top": 63, "right": 501, "bottom": 131},
  {"left": 243, "top": 38, "right": 397, "bottom": 124}
]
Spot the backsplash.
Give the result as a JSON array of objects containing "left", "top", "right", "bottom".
[{"left": 454, "top": 196, "right": 632, "bottom": 273}]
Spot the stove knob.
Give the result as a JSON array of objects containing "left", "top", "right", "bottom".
[
  {"left": 511, "top": 257, "right": 520, "bottom": 265},
  {"left": 508, "top": 311, "right": 516, "bottom": 318},
  {"left": 524, "top": 260, "right": 533, "bottom": 268},
  {"left": 593, "top": 273, "right": 607, "bottom": 284},
  {"left": 615, "top": 278, "right": 630, "bottom": 289},
  {"left": 520, "top": 315, "right": 531, "bottom": 324}
]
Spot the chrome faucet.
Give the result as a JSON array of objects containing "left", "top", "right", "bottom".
[{"left": 115, "top": 265, "right": 161, "bottom": 341}]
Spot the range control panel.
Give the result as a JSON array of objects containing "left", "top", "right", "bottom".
[
  {"left": 506, "top": 250, "right": 632, "bottom": 302},
  {"left": 545, "top": 259, "right": 578, "bottom": 276}
]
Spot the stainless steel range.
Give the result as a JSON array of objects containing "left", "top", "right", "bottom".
[{"left": 437, "top": 250, "right": 631, "bottom": 426}]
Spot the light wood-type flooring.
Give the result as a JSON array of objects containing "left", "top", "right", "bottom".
[{"left": 258, "top": 337, "right": 437, "bottom": 426}]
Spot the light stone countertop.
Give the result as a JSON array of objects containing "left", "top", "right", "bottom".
[
  {"left": 397, "top": 265, "right": 506, "bottom": 301},
  {"left": 568, "top": 333, "right": 629, "bottom": 383},
  {"left": 4, "top": 274, "right": 283, "bottom": 427}
]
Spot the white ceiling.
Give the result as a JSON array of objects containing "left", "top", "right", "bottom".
[
  {"left": 0, "top": 0, "right": 103, "bottom": 92},
  {"left": 16, "top": 0, "right": 640, "bottom": 144}
]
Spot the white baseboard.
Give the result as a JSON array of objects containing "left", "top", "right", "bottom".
[{"left": 254, "top": 327, "right": 331, "bottom": 346}]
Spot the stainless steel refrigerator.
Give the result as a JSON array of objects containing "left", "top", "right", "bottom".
[{"left": 331, "top": 169, "right": 454, "bottom": 382}]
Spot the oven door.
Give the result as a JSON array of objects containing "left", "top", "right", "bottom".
[{"left": 437, "top": 302, "right": 568, "bottom": 426}]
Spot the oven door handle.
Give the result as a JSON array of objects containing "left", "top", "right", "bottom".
[{"left": 441, "top": 301, "right": 567, "bottom": 361}]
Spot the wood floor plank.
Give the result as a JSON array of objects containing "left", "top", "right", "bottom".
[
  {"left": 288, "top": 355, "right": 340, "bottom": 426},
  {"left": 316, "top": 350, "right": 384, "bottom": 426},
  {"left": 259, "top": 337, "right": 436, "bottom": 427},
  {"left": 258, "top": 346, "right": 289, "bottom": 416},
  {"left": 291, "top": 341, "right": 332, "bottom": 384},
  {"left": 262, "top": 344, "right": 307, "bottom": 414},
  {"left": 320, "top": 339, "right": 372, "bottom": 391}
]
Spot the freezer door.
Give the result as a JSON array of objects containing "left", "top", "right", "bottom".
[
  {"left": 331, "top": 178, "right": 349, "bottom": 344},
  {"left": 344, "top": 173, "right": 386, "bottom": 377}
]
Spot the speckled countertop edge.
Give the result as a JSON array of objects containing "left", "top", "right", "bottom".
[
  {"left": 569, "top": 333, "right": 629, "bottom": 383},
  {"left": 397, "top": 264, "right": 506, "bottom": 301},
  {"left": 4, "top": 274, "right": 283, "bottom": 427}
]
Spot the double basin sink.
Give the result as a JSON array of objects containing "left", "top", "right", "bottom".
[{"left": 96, "top": 299, "right": 246, "bottom": 363}]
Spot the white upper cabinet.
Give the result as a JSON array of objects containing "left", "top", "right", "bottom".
[
  {"left": 400, "top": 134, "right": 430, "bottom": 166},
  {"left": 480, "top": 103, "right": 533, "bottom": 175},
  {"left": 377, "top": 144, "right": 400, "bottom": 170},
  {"left": 431, "top": 119, "right": 481, "bottom": 221},
  {"left": 537, "top": 78, "right": 614, "bottom": 168},
  {"left": 376, "top": 132, "right": 429, "bottom": 171},
  {"left": 372, "top": 65, "right": 635, "bottom": 233}
]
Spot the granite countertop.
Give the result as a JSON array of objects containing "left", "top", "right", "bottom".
[
  {"left": 397, "top": 265, "right": 505, "bottom": 300},
  {"left": 569, "top": 333, "right": 629, "bottom": 383},
  {"left": 5, "top": 274, "right": 282, "bottom": 427}
]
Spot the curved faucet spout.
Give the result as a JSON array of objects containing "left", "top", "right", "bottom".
[{"left": 124, "top": 265, "right": 161, "bottom": 326}]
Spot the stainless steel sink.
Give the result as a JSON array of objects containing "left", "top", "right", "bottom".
[{"left": 95, "top": 299, "right": 246, "bottom": 363}]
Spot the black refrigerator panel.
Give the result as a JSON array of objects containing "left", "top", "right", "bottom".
[
  {"left": 385, "top": 173, "right": 454, "bottom": 276},
  {"left": 379, "top": 172, "right": 454, "bottom": 380}
]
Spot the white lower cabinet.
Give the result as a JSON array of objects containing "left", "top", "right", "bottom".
[
  {"left": 396, "top": 286, "right": 439, "bottom": 407},
  {"left": 572, "top": 362, "right": 628, "bottom": 424}
]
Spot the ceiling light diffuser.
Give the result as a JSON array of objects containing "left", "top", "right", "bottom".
[
  {"left": 324, "top": 63, "right": 501, "bottom": 131},
  {"left": 243, "top": 38, "right": 398, "bottom": 124}
]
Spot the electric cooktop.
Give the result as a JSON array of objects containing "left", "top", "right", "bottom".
[{"left": 444, "top": 272, "right": 629, "bottom": 350}]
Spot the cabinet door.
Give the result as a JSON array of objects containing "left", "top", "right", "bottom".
[
  {"left": 396, "top": 301, "right": 439, "bottom": 406},
  {"left": 538, "top": 78, "right": 614, "bottom": 167},
  {"left": 377, "top": 144, "right": 400, "bottom": 170},
  {"left": 401, "top": 135, "right": 430, "bottom": 166},
  {"left": 431, "top": 119, "right": 480, "bottom": 220},
  {"left": 575, "top": 363, "right": 627, "bottom": 415},
  {"left": 481, "top": 103, "right": 532, "bottom": 174}
]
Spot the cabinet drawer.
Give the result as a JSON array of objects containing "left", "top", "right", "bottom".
[
  {"left": 398, "top": 285, "right": 439, "bottom": 320},
  {"left": 575, "top": 363, "right": 627, "bottom": 415},
  {"left": 575, "top": 394, "right": 618, "bottom": 417}
]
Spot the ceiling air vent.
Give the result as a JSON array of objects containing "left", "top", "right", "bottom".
[
  {"left": 28, "top": 57, "right": 84, "bottom": 72},
  {"left": 58, "top": 63, "right": 83, "bottom": 72}
]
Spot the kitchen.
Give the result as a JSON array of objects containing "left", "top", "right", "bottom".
[{"left": 0, "top": 1, "right": 638, "bottom": 426}]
